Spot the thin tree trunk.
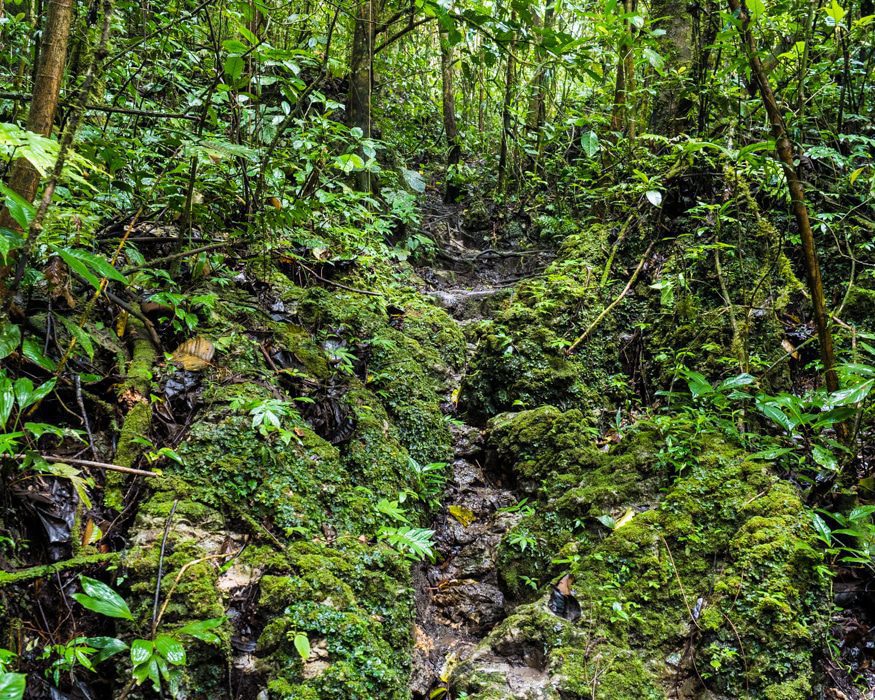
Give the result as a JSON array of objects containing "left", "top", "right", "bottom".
[
  {"left": 610, "top": 0, "right": 637, "bottom": 136},
  {"left": 440, "top": 30, "right": 461, "bottom": 203},
  {"left": 526, "top": 0, "right": 555, "bottom": 171},
  {"left": 348, "top": 0, "right": 374, "bottom": 191},
  {"left": 497, "top": 25, "right": 515, "bottom": 193},
  {"left": 727, "top": 0, "right": 839, "bottom": 395},
  {"left": 648, "top": 0, "right": 693, "bottom": 136},
  {"left": 0, "top": 0, "right": 74, "bottom": 228}
]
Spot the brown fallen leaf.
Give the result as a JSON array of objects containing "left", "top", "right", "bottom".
[
  {"left": 556, "top": 574, "right": 574, "bottom": 596},
  {"left": 782, "top": 338, "right": 800, "bottom": 360},
  {"left": 171, "top": 337, "right": 216, "bottom": 370}
]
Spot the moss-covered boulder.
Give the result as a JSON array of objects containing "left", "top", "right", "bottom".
[
  {"left": 255, "top": 541, "right": 414, "bottom": 700},
  {"left": 454, "top": 409, "right": 829, "bottom": 699}
]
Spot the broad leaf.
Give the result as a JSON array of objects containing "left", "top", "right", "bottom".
[
  {"left": 580, "top": 130, "right": 600, "bottom": 158},
  {"left": 73, "top": 575, "right": 133, "bottom": 620},
  {"left": 154, "top": 635, "right": 186, "bottom": 666},
  {"left": 0, "top": 378, "right": 13, "bottom": 429},
  {"left": 85, "top": 636, "right": 129, "bottom": 663},
  {"left": 293, "top": 633, "right": 310, "bottom": 661},
  {"left": 130, "top": 639, "right": 154, "bottom": 666},
  {"left": 645, "top": 190, "right": 663, "bottom": 207},
  {"left": 0, "top": 323, "right": 20, "bottom": 360},
  {"left": 0, "top": 182, "right": 35, "bottom": 231},
  {"left": 176, "top": 617, "right": 224, "bottom": 644},
  {"left": 0, "top": 672, "right": 25, "bottom": 700}
]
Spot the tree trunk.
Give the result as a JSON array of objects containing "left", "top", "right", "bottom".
[
  {"left": 0, "top": 0, "right": 74, "bottom": 229},
  {"left": 648, "top": 0, "right": 693, "bottom": 136},
  {"left": 348, "top": 0, "right": 374, "bottom": 192},
  {"left": 727, "top": 0, "right": 839, "bottom": 395},
  {"left": 610, "top": 0, "right": 637, "bottom": 137},
  {"left": 440, "top": 30, "right": 461, "bottom": 203},
  {"left": 497, "top": 24, "right": 515, "bottom": 193},
  {"left": 526, "top": 0, "right": 555, "bottom": 170}
]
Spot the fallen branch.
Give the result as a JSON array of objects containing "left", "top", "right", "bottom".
[
  {"left": 40, "top": 455, "right": 162, "bottom": 478},
  {"left": 566, "top": 241, "right": 655, "bottom": 355},
  {"left": 296, "top": 261, "right": 383, "bottom": 297},
  {"left": 121, "top": 241, "right": 231, "bottom": 273},
  {"left": 0, "top": 552, "right": 119, "bottom": 586},
  {"left": 103, "top": 290, "right": 162, "bottom": 348}
]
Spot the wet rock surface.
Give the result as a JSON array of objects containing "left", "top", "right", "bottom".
[
  {"left": 411, "top": 422, "right": 522, "bottom": 696},
  {"left": 411, "top": 197, "right": 554, "bottom": 698}
]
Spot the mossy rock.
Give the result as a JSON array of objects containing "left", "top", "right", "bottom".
[
  {"left": 256, "top": 541, "right": 414, "bottom": 699},
  {"left": 457, "top": 413, "right": 828, "bottom": 699}
]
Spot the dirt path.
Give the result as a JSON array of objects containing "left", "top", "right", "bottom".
[{"left": 409, "top": 197, "right": 554, "bottom": 698}]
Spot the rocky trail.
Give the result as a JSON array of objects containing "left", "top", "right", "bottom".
[{"left": 410, "top": 199, "right": 558, "bottom": 699}]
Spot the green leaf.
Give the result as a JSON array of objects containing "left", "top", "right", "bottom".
[
  {"left": 0, "top": 378, "right": 13, "bottom": 429},
  {"left": 58, "top": 317, "right": 95, "bottom": 361},
  {"left": 293, "top": 632, "right": 310, "bottom": 661},
  {"left": 334, "top": 153, "right": 365, "bottom": 173},
  {"left": 224, "top": 55, "right": 244, "bottom": 82},
  {"left": 56, "top": 249, "right": 100, "bottom": 289},
  {"left": 811, "top": 513, "right": 831, "bottom": 545},
  {"left": 73, "top": 575, "right": 133, "bottom": 620},
  {"left": 824, "top": 0, "right": 846, "bottom": 24},
  {"left": 21, "top": 338, "right": 57, "bottom": 371},
  {"left": 130, "top": 639, "right": 154, "bottom": 666},
  {"left": 682, "top": 370, "right": 713, "bottom": 398},
  {"left": 401, "top": 168, "right": 426, "bottom": 193},
  {"left": 580, "top": 130, "right": 600, "bottom": 158},
  {"left": 222, "top": 39, "right": 248, "bottom": 53},
  {"left": 849, "top": 505, "right": 875, "bottom": 521},
  {"left": 0, "top": 324, "right": 21, "bottom": 360},
  {"left": 747, "top": 0, "right": 766, "bottom": 20},
  {"left": 0, "top": 672, "right": 26, "bottom": 700},
  {"left": 748, "top": 447, "right": 794, "bottom": 460},
  {"left": 378, "top": 526, "right": 435, "bottom": 561},
  {"left": 811, "top": 444, "right": 838, "bottom": 471},
  {"left": 824, "top": 379, "right": 874, "bottom": 409},
  {"left": 175, "top": 617, "right": 224, "bottom": 644},
  {"left": 376, "top": 498, "right": 409, "bottom": 523},
  {"left": 758, "top": 403, "right": 794, "bottom": 433},
  {"left": 0, "top": 182, "right": 35, "bottom": 231},
  {"left": 14, "top": 378, "right": 55, "bottom": 411},
  {"left": 12, "top": 378, "right": 33, "bottom": 411},
  {"left": 642, "top": 47, "right": 664, "bottom": 72},
  {"left": 154, "top": 635, "right": 186, "bottom": 666},
  {"left": 717, "top": 373, "right": 755, "bottom": 391},
  {"left": 85, "top": 636, "right": 128, "bottom": 663},
  {"left": 0, "top": 229, "right": 24, "bottom": 263},
  {"left": 54, "top": 247, "right": 127, "bottom": 286}
]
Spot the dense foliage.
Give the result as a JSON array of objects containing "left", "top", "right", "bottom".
[{"left": 1, "top": 0, "right": 873, "bottom": 697}]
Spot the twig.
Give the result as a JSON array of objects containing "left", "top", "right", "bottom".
[
  {"left": 152, "top": 500, "right": 179, "bottom": 637},
  {"left": 296, "top": 261, "right": 383, "bottom": 297},
  {"left": 121, "top": 241, "right": 231, "bottom": 273},
  {"left": 75, "top": 374, "right": 98, "bottom": 460},
  {"left": 660, "top": 535, "right": 700, "bottom": 631},
  {"left": 103, "top": 0, "right": 215, "bottom": 68},
  {"left": 0, "top": 93, "right": 198, "bottom": 120},
  {"left": 0, "top": 553, "right": 119, "bottom": 586},
  {"left": 38, "top": 455, "right": 161, "bottom": 478},
  {"left": 600, "top": 214, "right": 635, "bottom": 287},
  {"left": 566, "top": 241, "right": 655, "bottom": 355},
  {"left": 154, "top": 552, "right": 235, "bottom": 629},
  {"left": 102, "top": 290, "right": 162, "bottom": 348}
]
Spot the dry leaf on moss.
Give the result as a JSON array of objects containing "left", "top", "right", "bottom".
[{"left": 171, "top": 337, "right": 215, "bottom": 370}]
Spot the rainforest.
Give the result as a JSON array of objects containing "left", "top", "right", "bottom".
[{"left": 0, "top": 0, "right": 874, "bottom": 697}]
